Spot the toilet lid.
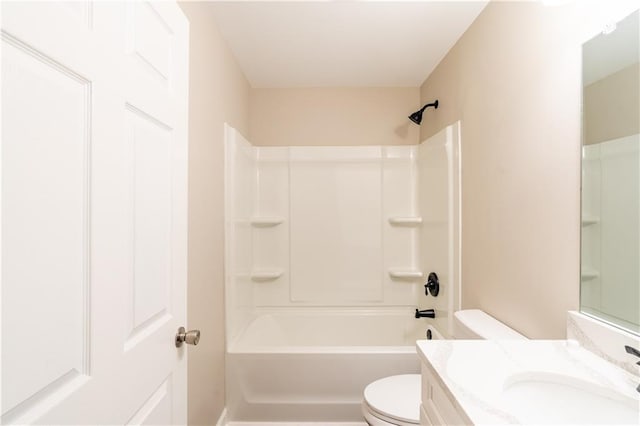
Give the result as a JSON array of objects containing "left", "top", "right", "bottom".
[{"left": 363, "top": 374, "right": 421, "bottom": 424}]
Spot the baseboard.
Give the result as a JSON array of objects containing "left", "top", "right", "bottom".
[
  {"left": 224, "top": 423, "right": 366, "bottom": 426},
  {"left": 215, "top": 408, "right": 228, "bottom": 426}
]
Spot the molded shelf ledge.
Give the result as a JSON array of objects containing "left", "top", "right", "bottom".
[
  {"left": 581, "top": 216, "right": 600, "bottom": 226},
  {"left": 250, "top": 217, "right": 284, "bottom": 227},
  {"left": 581, "top": 269, "right": 600, "bottom": 280},
  {"left": 389, "top": 270, "right": 423, "bottom": 279},
  {"left": 388, "top": 217, "right": 423, "bottom": 226},
  {"left": 251, "top": 270, "right": 283, "bottom": 282}
]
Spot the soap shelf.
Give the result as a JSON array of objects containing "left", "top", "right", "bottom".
[
  {"left": 251, "top": 269, "right": 283, "bottom": 282},
  {"left": 581, "top": 216, "right": 600, "bottom": 226},
  {"left": 388, "top": 217, "right": 423, "bottom": 226},
  {"left": 389, "top": 269, "right": 423, "bottom": 280},
  {"left": 250, "top": 217, "right": 284, "bottom": 227},
  {"left": 581, "top": 269, "right": 600, "bottom": 280}
]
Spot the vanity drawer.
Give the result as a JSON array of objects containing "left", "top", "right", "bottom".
[{"left": 421, "top": 364, "right": 467, "bottom": 425}]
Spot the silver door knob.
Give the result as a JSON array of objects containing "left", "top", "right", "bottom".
[{"left": 175, "top": 327, "right": 200, "bottom": 347}]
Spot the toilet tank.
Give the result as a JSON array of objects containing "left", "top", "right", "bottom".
[{"left": 453, "top": 309, "right": 527, "bottom": 339}]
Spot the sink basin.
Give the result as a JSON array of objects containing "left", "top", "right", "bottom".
[{"left": 501, "top": 372, "right": 640, "bottom": 425}]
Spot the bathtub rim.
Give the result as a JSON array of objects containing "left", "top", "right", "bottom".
[{"left": 227, "top": 307, "right": 443, "bottom": 354}]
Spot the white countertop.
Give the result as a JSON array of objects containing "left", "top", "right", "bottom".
[{"left": 416, "top": 339, "right": 640, "bottom": 425}]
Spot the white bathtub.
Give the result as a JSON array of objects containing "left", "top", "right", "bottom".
[{"left": 226, "top": 309, "right": 441, "bottom": 422}]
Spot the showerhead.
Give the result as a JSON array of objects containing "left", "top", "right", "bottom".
[
  {"left": 409, "top": 100, "right": 439, "bottom": 125},
  {"left": 408, "top": 111, "right": 423, "bottom": 125}
]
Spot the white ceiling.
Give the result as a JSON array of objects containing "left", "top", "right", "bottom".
[
  {"left": 209, "top": 1, "right": 489, "bottom": 88},
  {"left": 583, "top": 8, "right": 639, "bottom": 86}
]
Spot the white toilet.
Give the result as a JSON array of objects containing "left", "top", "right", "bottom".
[{"left": 361, "top": 309, "right": 526, "bottom": 426}]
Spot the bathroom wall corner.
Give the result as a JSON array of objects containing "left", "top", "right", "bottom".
[{"left": 178, "top": 2, "right": 251, "bottom": 425}]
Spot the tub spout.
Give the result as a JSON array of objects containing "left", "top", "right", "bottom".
[{"left": 415, "top": 309, "right": 435, "bottom": 319}]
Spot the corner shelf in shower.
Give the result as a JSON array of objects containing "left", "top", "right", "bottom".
[
  {"left": 388, "top": 269, "right": 424, "bottom": 280},
  {"left": 250, "top": 217, "right": 284, "bottom": 227},
  {"left": 581, "top": 216, "right": 600, "bottom": 226},
  {"left": 581, "top": 268, "right": 599, "bottom": 280},
  {"left": 251, "top": 269, "right": 284, "bottom": 282},
  {"left": 388, "top": 217, "right": 423, "bottom": 226}
]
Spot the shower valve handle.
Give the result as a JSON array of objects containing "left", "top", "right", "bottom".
[{"left": 424, "top": 272, "right": 440, "bottom": 297}]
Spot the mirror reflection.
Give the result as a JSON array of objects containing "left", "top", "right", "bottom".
[{"left": 581, "top": 9, "right": 640, "bottom": 334}]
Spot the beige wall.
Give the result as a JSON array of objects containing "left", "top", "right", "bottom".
[
  {"left": 178, "top": 2, "right": 250, "bottom": 425},
  {"left": 584, "top": 62, "right": 640, "bottom": 145},
  {"left": 420, "top": 1, "right": 583, "bottom": 338},
  {"left": 250, "top": 88, "right": 420, "bottom": 146}
]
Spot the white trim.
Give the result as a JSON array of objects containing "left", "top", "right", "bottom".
[{"left": 215, "top": 407, "right": 228, "bottom": 426}]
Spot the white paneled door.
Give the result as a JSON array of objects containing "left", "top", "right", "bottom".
[{"left": 1, "top": 1, "right": 189, "bottom": 424}]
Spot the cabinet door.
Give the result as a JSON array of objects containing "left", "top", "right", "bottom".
[{"left": 421, "top": 364, "right": 467, "bottom": 425}]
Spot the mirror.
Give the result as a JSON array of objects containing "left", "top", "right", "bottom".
[{"left": 581, "top": 9, "right": 639, "bottom": 334}]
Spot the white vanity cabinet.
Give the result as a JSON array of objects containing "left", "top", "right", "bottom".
[{"left": 419, "top": 363, "right": 469, "bottom": 426}]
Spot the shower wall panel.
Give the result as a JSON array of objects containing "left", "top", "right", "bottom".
[
  {"left": 252, "top": 147, "right": 290, "bottom": 306},
  {"left": 289, "top": 147, "right": 384, "bottom": 303},
  {"left": 381, "top": 146, "right": 423, "bottom": 306},
  {"left": 225, "top": 125, "right": 424, "bottom": 310},
  {"left": 224, "top": 125, "right": 256, "bottom": 343},
  {"left": 417, "top": 123, "right": 461, "bottom": 338}
]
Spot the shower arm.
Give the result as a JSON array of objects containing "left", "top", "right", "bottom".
[{"left": 418, "top": 101, "right": 438, "bottom": 114}]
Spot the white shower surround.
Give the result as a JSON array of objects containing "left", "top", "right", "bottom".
[
  {"left": 223, "top": 122, "right": 461, "bottom": 422},
  {"left": 224, "top": 125, "right": 461, "bottom": 328}
]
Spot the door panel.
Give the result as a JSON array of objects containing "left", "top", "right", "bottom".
[
  {"left": 124, "top": 104, "right": 173, "bottom": 350},
  {"left": 1, "top": 29, "right": 91, "bottom": 424},
  {"left": 1, "top": 1, "right": 188, "bottom": 424},
  {"left": 127, "top": 1, "right": 173, "bottom": 85},
  {"left": 126, "top": 376, "right": 173, "bottom": 426}
]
